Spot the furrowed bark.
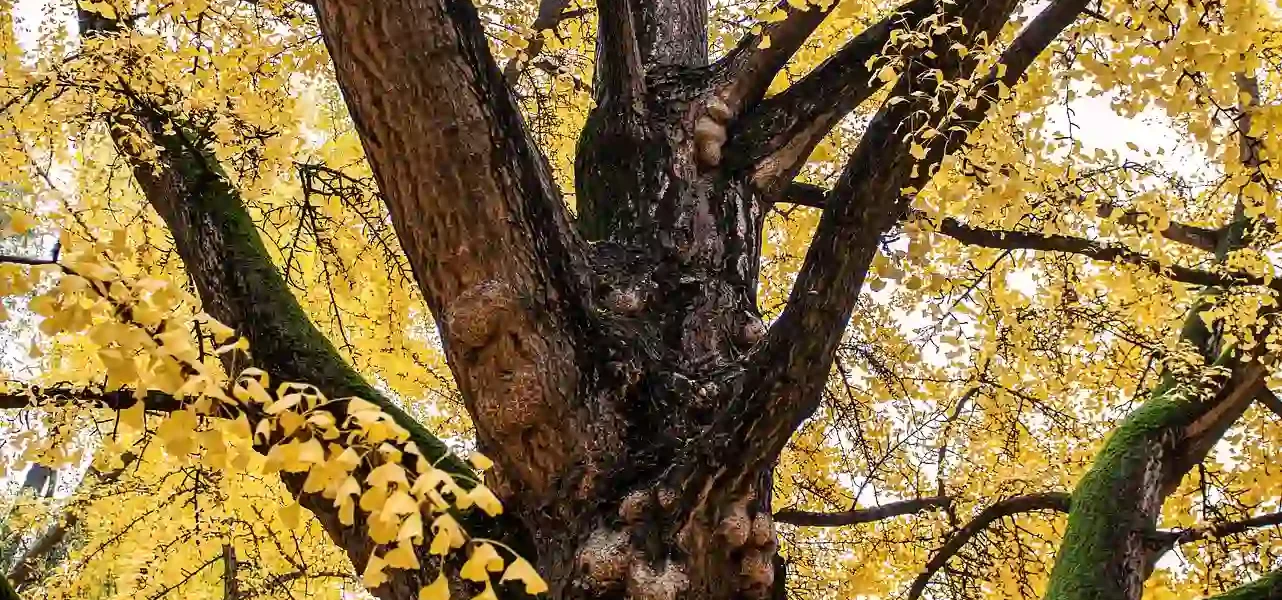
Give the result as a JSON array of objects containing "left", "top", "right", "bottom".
[
  {"left": 311, "top": 0, "right": 600, "bottom": 509},
  {"left": 77, "top": 13, "right": 539, "bottom": 600},
  {"left": 723, "top": 0, "right": 936, "bottom": 196},
  {"left": 632, "top": 0, "right": 708, "bottom": 68},
  {"left": 687, "top": 0, "right": 1087, "bottom": 506}
]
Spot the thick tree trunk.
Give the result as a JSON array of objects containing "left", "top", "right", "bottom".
[{"left": 69, "top": 0, "right": 1140, "bottom": 598}]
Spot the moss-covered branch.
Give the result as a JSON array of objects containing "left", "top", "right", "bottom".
[{"left": 1206, "top": 570, "right": 1282, "bottom": 600}]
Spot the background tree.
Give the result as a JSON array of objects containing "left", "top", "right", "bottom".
[{"left": 1, "top": 0, "right": 1282, "bottom": 600}]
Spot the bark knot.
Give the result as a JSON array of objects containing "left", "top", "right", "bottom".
[{"left": 443, "top": 279, "right": 520, "bottom": 349}]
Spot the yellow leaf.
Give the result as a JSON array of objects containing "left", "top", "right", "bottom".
[
  {"left": 468, "top": 485, "right": 503, "bottom": 516},
  {"left": 430, "top": 514, "right": 466, "bottom": 555},
  {"left": 120, "top": 401, "right": 146, "bottom": 432},
  {"left": 419, "top": 574, "right": 450, "bottom": 600},
  {"left": 876, "top": 64, "right": 896, "bottom": 83},
  {"left": 8, "top": 212, "right": 32, "bottom": 234},
  {"left": 368, "top": 462, "right": 410, "bottom": 489},
  {"left": 468, "top": 451, "right": 494, "bottom": 471},
  {"left": 386, "top": 541, "right": 421, "bottom": 569},
  {"left": 363, "top": 554, "right": 389, "bottom": 589},
  {"left": 460, "top": 542, "right": 504, "bottom": 582},
  {"left": 385, "top": 490, "right": 419, "bottom": 516},
  {"left": 399, "top": 509, "right": 424, "bottom": 542},
  {"left": 279, "top": 502, "right": 303, "bottom": 530},
  {"left": 501, "top": 557, "right": 549, "bottom": 595}
]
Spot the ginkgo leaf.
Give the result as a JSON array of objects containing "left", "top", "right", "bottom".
[
  {"left": 468, "top": 451, "right": 494, "bottom": 471},
  {"left": 420, "top": 573, "right": 450, "bottom": 600},
  {"left": 468, "top": 485, "right": 503, "bottom": 516},
  {"left": 501, "top": 557, "right": 549, "bottom": 595},
  {"left": 363, "top": 554, "right": 389, "bottom": 589},
  {"left": 385, "top": 541, "right": 421, "bottom": 569},
  {"left": 430, "top": 514, "right": 467, "bottom": 555},
  {"left": 460, "top": 543, "right": 504, "bottom": 582},
  {"left": 279, "top": 502, "right": 303, "bottom": 530}
]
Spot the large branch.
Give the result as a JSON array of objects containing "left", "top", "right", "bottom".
[
  {"left": 0, "top": 388, "right": 179, "bottom": 412},
  {"left": 632, "top": 0, "right": 708, "bottom": 68},
  {"left": 724, "top": 0, "right": 936, "bottom": 195},
  {"left": 773, "top": 495, "right": 951, "bottom": 527},
  {"left": 1045, "top": 74, "right": 1273, "bottom": 600},
  {"left": 76, "top": 12, "right": 536, "bottom": 599},
  {"left": 906, "top": 492, "right": 1071, "bottom": 600},
  {"left": 713, "top": 0, "right": 840, "bottom": 113},
  {"left": 784, "top": 181, "right": 1224, "bottom": 253},
  {"left": 684, "top": 0, "right": 1089, "bottom": 504},
  {"left": 594, "top": 0, "right": 647, "bottom": 109},
  {"left": 311, "top": 0, "right": 595, "bottom": 498}
]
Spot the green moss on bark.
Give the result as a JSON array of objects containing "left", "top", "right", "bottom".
[
  {"left": 1208, "top": 570, "right": 1282, "bottom": 600},
  {"left": 1046, "top": 298, "right": 1236, "bottom": 600},
  {"left": 144, "top": 122, "right": 472, "bottom": 479}
]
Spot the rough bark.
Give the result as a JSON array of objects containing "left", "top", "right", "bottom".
[
  {"left": 48, "top": 0, "right": 1258, "bottom": 599},
  {"left": 77, "top": 11, "right": 540, "bottom": 600}
]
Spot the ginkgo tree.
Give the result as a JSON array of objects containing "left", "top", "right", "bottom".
[{"left": 2, "top": 0, "right": 1282, "bottom": 599}]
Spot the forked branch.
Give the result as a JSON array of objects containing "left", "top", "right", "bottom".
[
  {"left": 725, "top": 0, "right": 936, "bottom": 193},
  {"left": 715, "top": 0, "right": 840, "bottom": 113},
  {"left": 689, "top": 0, "right": 1090, "bottom": 505}
]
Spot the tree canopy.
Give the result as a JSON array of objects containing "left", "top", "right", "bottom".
[{"left": 1, "top": 0, "right": 1281, "bottom": 599}]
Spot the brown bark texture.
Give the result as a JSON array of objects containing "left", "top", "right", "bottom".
[{"left": 32, "top": 1, "right": 1280, "bottom": 600}]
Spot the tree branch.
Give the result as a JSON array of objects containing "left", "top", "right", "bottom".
[
  {"left": 724, "top": 0, "right": 936, "bottom": 194},
  {"left": 929, "top": 217, "right": 1269, "bottom": 290},
  {"left": 906, "top": 492, "right": 1071, "bottom": 600},
  {"left": 631, "top": 0, "right": 709, "bottom": 68},
  {"left": 313, "top": 0, "right": 592, "bottom": 499},
  {"left": 688, "top": 0, "right": 1088, "bottom": 505},
  {"left": 773, "top": 495, "right": 951, "bottom": 527},
  {"left": 76, "top": 11, "right": 537, "bottom": 598},
  {"left": 1256, "top": 388, "right": 1282, "bottom": 419},
  {"left": 1097, "top": 203, "right": 1223, "bottom": 252},
  {"left": 1206, "top": 570, "right": 1282, "bottom": 600},
  {"left": 783, "top": 181, "right": 1225, "bottom": 254},
  {"left": 0, "top": 387, "right": 181, "bottom": 412},
  {"left": 1045, "top": 71, "right": 1275, "bottom": 600},
  {"left": 594, "top": 0, "right": 647, "bottom": 109},
  {"left": 714, "top": 0, "right": 840, "bottom": 113}
]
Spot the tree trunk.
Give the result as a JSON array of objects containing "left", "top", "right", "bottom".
[{"left": 70, "top": 0, "right": 1201, "bottom": 598}]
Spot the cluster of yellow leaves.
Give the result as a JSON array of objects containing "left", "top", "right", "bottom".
[
  {"left": 3, "top": 0, "right": 1282, "bottom": 598},
  {"left": 0, "top": 215, "right": 543, "bottom": 599}
]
